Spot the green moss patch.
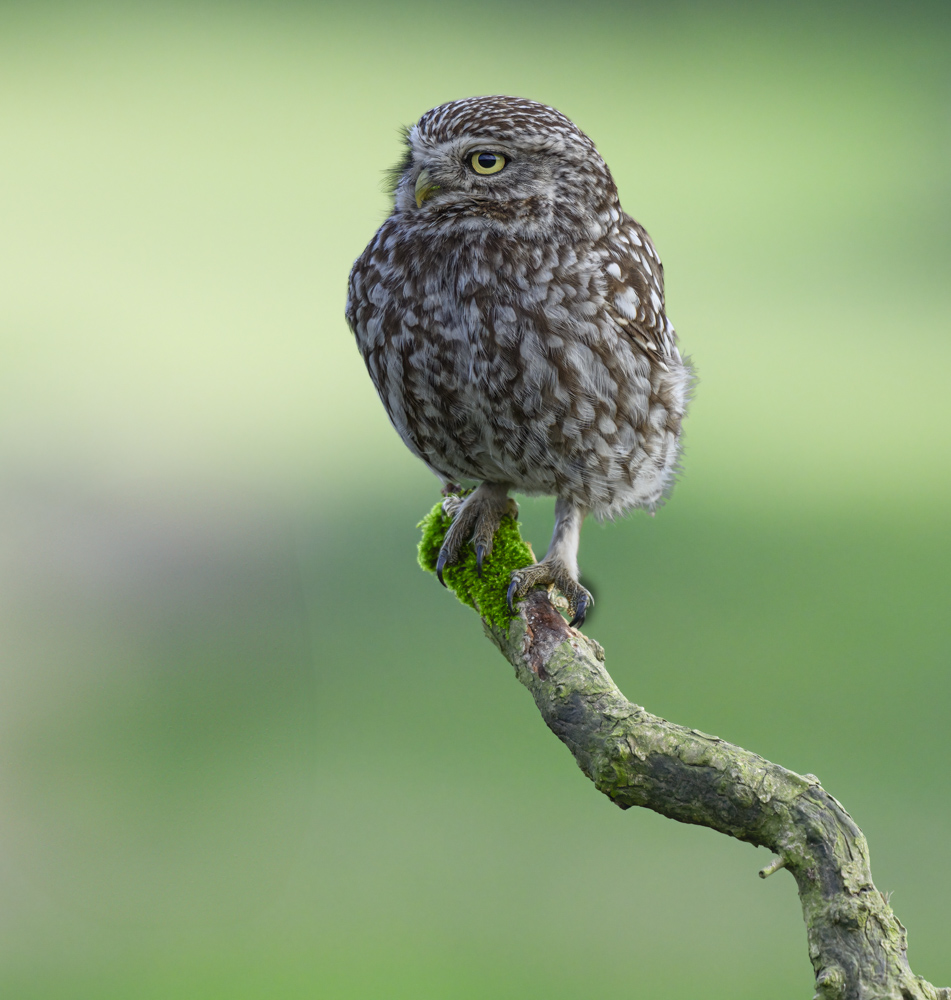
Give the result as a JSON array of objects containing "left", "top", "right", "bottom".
[{"left": 417, "top": 499, "right": 534, "bottom": 628}]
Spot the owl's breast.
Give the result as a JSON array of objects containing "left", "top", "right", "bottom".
[{"left": 347, "top": 221, "right": 689, "bottom": 512}]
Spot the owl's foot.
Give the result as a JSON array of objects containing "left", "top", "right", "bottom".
[
  {"left": 436, "top": 484, "right": 518, "bottom": 585},
  {"left": 507, "top": 560, "right": 593, "bottom": 629}
]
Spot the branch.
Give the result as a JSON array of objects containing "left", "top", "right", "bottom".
[{"left": 417, "top": 501, "right": 949, "bottom": 1000}]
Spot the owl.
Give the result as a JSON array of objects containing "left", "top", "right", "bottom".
[{"left": 346, "top": 96, "right": 691, "bottom": 627}]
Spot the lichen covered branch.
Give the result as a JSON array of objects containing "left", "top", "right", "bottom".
[{"left": 418, "top": 501, "right": 949, "bottom": 1000}]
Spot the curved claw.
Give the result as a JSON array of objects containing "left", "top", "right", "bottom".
[
  {"left": 435, "top": 550, "right": 449, "bottom": 588},
  {"left": 475, "top": 543, "right": 486, "bottom": 577},
  {"left": 506, "top": 576, "right": 520, "bottom": 614},
  {"left": 568, "top": 591, "right": 589, "bottom": 629}
]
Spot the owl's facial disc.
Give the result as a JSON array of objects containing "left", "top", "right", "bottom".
[
  {"left": 400, "top": 126, "right": 603, "bottom": 234},
  {"left": 397, "top": 130, "right": 525, "bottom": 214},
  {"left": 391, "top": 98, "right": 621, "bottom": 237}
]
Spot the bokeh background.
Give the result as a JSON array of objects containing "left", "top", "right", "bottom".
[{"left": 1, "top": 1, "right": 948, "bottom": 997}]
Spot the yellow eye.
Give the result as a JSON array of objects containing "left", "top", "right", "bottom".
[{"left": 470, "top": 151, "right": 506, "bottom": 175}]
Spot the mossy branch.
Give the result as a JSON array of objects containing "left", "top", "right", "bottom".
[{"left": 418, "top": 500, "right": 949, "bottom": 1000}]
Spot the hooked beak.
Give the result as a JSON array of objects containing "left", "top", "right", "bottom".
[{"left": 414, "top": 168, "right": 440, "bottom": 208}]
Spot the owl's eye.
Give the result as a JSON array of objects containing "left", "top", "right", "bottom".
[{"left": 470, "top": 151, "right": 506, "bottom": 175}]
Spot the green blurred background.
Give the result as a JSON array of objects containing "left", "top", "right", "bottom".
[{"left": 1, "top": 1, "right": 948, "bottom": 996}]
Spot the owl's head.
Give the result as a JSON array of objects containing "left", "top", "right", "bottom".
[{"left": 390, "top": 96, "right": 620, "bottom": 239}]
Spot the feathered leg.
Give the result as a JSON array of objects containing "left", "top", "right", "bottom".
[
  {"left": 507, "top": 498, "right": 592, "bottom": 627},
  {"left": 436, "top": 482, "right": 519, "bottom": 584}
]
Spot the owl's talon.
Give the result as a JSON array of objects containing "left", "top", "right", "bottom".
[
  {"left": 507, "top": 561, "right": 592, "bottom": 628},
  {"left": 569, "top": 591, "right": 589, "bottom": 629},
  {"left": 506, "top": 577, "right": 519, "bottom": 614},
  {"left": 435, "top": 551, "right": 450, "bottom": 587},
  {"left": 434, "top": 483, "right": 512, "bottom": 587}
]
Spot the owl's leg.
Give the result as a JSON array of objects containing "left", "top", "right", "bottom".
[
  {"left": 507, "top": 498, "right": 593, "bottom": 628},
  {"left": 436, "top": 481, "right": 519, "bottom": 585}
]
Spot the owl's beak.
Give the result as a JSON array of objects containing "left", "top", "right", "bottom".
[{"left": 414, "top": 169, "right": 440, "bottom": 208}]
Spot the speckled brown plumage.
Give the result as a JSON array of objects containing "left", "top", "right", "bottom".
[{"left": 346, "top": 96, "right": 692, "bottom": 625}]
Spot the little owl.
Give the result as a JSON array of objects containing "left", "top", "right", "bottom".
[{"left": 346, "top": 96, "right": 691, "bottom": 627}]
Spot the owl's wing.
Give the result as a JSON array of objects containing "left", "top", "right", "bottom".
[
  {"left": 601, "top": 215, "right": 680, "bottom": 366},
  {"left": 347, "top": 254, "right": 433, "bottom": 467}
]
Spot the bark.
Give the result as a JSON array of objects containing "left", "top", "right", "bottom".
[{"left": 417, "top": 504, "right": 949, "bottom": 1000}]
